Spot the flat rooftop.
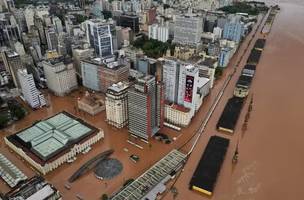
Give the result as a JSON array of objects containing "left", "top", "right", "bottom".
[{"left": 7, "top": 111, "right": 99, "bottom": 164}]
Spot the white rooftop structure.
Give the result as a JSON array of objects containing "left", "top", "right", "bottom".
[{"left": 0, "top": 153, "right": 27, "bottom": 188}]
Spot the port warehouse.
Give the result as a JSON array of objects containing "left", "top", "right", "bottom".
[
  {"left": 217, "top": 38, "right": 266, "bottom": 133},
  {"left": 111, "top": 149, "right": 186, "bottom": 200},
  {"left": 4, "top": 111, "right": 104, "bottom": 175},
  {"left": 1, "top": 176, "right": 62, "bottom": 200},
  {"left": 0, "top": 153, "right": 27, "bottom": 188},
  {"left": 189, "top": 136, "right": 229, "bottom": 196}
]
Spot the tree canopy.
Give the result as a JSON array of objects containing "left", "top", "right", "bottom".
[{"left": 132, "top": 35, "right": 174, "bottom": 59}]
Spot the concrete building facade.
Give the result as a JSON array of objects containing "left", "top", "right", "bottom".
[
  {"left": 42, "top": 58, "right": 78, "bottom": 96},
  {"left": 128, "top": 75, "right": 164, "bottom": 140},
  {"left": 105, "top": 82, "right": 129, "bottom": 128},
  {"left": 173, "top": 14, "right": 203, "bottom": 47},
  {"left": 17, "top": 69, "right": 46, "bottom": 108}
]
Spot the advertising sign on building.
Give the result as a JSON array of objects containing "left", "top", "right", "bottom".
[{"left": 184, "top": 75, "right": 194, "bottom": 103}]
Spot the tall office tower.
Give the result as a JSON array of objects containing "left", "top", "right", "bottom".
[
  {"left": 42, "top": 57, "right": 78, "bottom": 96},
  {"left": 223, "top": 16, "right": 244, "bottom": 42},
  {"left": 117, "top": 14, "right": 139, "bottom": 33},
  {"left": 81, "top": 55, "right": 129, "bottom": 92},
  {"left": 105, "top": 82, "right": 129, "bottom": 128},
  {"left": 17, "top": 69, "right": 46, "bottom": 108},
  {"left": 24, "top": 6, "right": 35, "bottom": 31},
  {"left": 137, "top": 57, "right": 157, "bottom": 75},
  {"left": 204, "top": 15, "right": 217, "bottom": 32},
  {"left": 177, "top": 64, "right": 211, "bottom": 117},
  {"left": 148, "top": 24, "right": 169, "bottom": 42},
  {"left": 72, "top": 46, "right": 94, "bottom": 77},
  {"left": 128, "top": 75, "right": 164, "bottom": 140},
  {"left": 173, "top": 14, "right": 203, "bottom": 47},
  {"left": 86, "top": 19, "right": 113, "bottom": 57},
  {"left": 34, "top": 15, "right": 47, "bottom": 46},
  {"left": 99, "top": 56, "right": 130, "bottom": 93},
  {"left": 162, "top": 58, "right": 180, "bottom": 103},
  {"left": 57, "top": 32, "right": 72, "bottom": 56},
  {"left": 13, "top": 9, "right": 28, "bottom": 33},
  {"left": 1, "top": 50, "right": 23, "bottom": 87},
  {"left": 52, "top": 16, "right": 63, "bottom": 34},
  {"left": 45, "top": 27, "right": 58, "bottom": 51},
  {"left": 2, "top": 0, "right": 15, "bottom": 11}
]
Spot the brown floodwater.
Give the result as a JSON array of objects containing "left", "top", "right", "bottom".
[
  {"left": 164, "top": 1, "right": 304, "bottom": 200},
  {"left": 1, "top": 1, "right": 304, "bottom": 200}
]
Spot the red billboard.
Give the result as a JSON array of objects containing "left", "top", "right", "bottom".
[{"left": 184, "top": 75, "right": 194, "bottom": 103}]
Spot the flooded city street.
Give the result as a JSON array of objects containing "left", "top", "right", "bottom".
[{"left": 1, "top": 1, "right": 304, "bottom": 200}]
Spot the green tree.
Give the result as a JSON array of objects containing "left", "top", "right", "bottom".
[
  {"left": 215, "top": 67, "right": 224, "bottom": 79},
  {"left": 0, "top": 114, "right": 9, "bottom": 128},
  {"left": 101, "top": 194, "right": 108, "bottom": 200}
]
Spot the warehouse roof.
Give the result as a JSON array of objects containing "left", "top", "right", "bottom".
[
  {"left": 7, "top": 111, "right": 99, "bottom": 163},
  {"left": 0, "top": 153, "right": 27, "bottom": 188},
  {"left": 111, "top": 149, "right": 186, "bottom": 200}
]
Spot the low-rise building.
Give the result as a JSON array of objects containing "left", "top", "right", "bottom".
[
  {"left": 77, "top": 92, "right": 105, "bottom": 115},
  {"left": 4, "top": 176, "right": 62, "bottom": 200},
  {"left": 5, "top": 111, "right": 104, "bottom": 175},
  {"left": 0, "top": 153, "right": 27, "bottom": 188},
  {"left": 164, "top": 101, "right": 192, "bottom": 127}
]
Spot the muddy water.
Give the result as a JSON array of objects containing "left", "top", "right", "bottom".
[
  {"left": 166, "top": 1, "right": 304, "bottom": 200},
  {"left": 1, "top": 1, "right": 304, "bottom": 200}
]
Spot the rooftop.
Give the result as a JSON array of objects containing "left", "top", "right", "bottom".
[
  {"left": 7, "top": 112, "right": 99, "bottom": 163},
  {"left": 0, "top": 153, "right": 27, "bottom": 188},
  {"left": 111, "top": 149, "right": 186, "bottom": 200},
  {"left": 107, "top": 82, "right": 129, "bottom": 93}
]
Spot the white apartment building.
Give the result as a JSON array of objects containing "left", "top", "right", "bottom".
[
  {"left": 148, "top": 24, "right": 169, "bottom": 43},
  {"left": 105, "top": 82, "right": 129, "bottom": 128},
  {"left": 17, "top": 69, "right": 46, "bottom": 108},
  {"left": 162, "top": 58, "right": 180, "bottom": 103},
  {"left": 173, "top": 14, "right": 203, "bottom": 47},
  {"left": 42, "top": 58, "right": 78, "bottom": 96}
]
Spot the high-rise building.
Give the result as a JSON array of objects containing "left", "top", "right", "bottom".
[
  {"left": 52, "top": 16, "right": 63, "bottom": 34},
  {"left": 45, "top": 27, "right": 58, "bottom": 51},
  {"left": 86, "top": 19, "right": 113, "bottom": 57},
  {"left": 162, "top": 60, "right": 211, "bottom": 118},
  {"left": 128, "top": 75, "right": 164, "bottom": 140},
  {"left": 117, "top": 14, "right": 139, "bottom": 33},
  {"left": 13, "top": 9, "right": 28, "bottom": 33},
  {"left": 148, "top": 24, "right": 169, "bottom": 42},
  {"left": 162, "top": 58, "right": 180, "bottom": 103},
  {"left": 17, "top": 69, "right": 46, "bottom": 108},
  {"left": 34, "top": 14, "right": 47, "bottom": 46},
  {"left": 42, "top": 57, "right": 78, "bottom": 96},
  {"left": 81, "top": 55, "right": 130, "bottom": 92},
  {"left": 137, "top": 57, "right": 157, "bottom": 75},
  {"left": 100, "top": 56, "right": 130, "bottom": 92},
  {"left": 105, "top": 82, "right": 129, "bottom": 128},
  {"left": 219, "top": 47, "right": 232, "bottom": 67},
  {"left": 223, "top": 16, "right": 244, "bottom": 42},
  {"left": 1, "top": 50, "right": 23, "bottom": 87},
  {"left": 72, "top": 45, "right": 94, "bottom": 77},
  {"left": 173, "top": 14, "right": 203, "bottom": 47},
  {"left": 24, "top": 6, "right": 35, "bottom": 31}
]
